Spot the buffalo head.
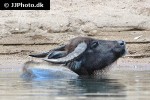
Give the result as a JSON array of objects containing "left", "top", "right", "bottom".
[{"left": 30, "top": 37, "right": 126, "bottom": 75}]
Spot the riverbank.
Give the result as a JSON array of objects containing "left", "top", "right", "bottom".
[{"left": 0, "top": 31, "right": 150, "bottom": 72}]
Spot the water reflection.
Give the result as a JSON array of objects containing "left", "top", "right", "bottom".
[
  {"left": 73, "top": 77, "right": 126, "bottom": 97},
  {"left": 22, "top": 74, "right": 126, "bottom": 97},
  {"left": 0, "top": 71, "right": 150, "bottom": 100}
]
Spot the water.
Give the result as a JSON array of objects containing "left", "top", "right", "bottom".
[{"left": 0, "top": 69, "right": 150, "bottom": 100}]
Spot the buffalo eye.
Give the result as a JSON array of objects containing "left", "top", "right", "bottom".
[{"left": 91, "top": 41, "right": 99, "bottom": 48}]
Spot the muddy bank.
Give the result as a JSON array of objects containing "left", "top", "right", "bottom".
[
  {"left": 0, "top": 29, "right": 149, "bottom": 71},
  {"left": 0, "top": 31, "right": 149, "bottom": 71},
  {"left": 0, "top": 31, "right": 150, "bottom": 58}
]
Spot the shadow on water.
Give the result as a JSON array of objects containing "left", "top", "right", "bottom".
[
  {"left": 22, "top": 74, "right": 126, "bottom": 97},
  {"left": 73, "top": 76, "right": 126, "bottom": 97}
]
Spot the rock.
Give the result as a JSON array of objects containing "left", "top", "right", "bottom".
[{"left": 134, "top": 35, "right": 142, "bottom": 40}]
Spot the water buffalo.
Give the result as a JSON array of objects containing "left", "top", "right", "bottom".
[{"left": 29, "top": 37, "right": 126, "bottom": 75}]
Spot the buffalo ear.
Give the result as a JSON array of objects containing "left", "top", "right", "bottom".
[
  {"left": 29, "top": 44, "right": 66, "bottom": 58},
  {"left": 29, "top": 52, "right": 49, "bottom": 58},
  {"left": 47, "top": 51, "right": 67, "bottom": 59},
  {"left": 90, "top": 41, "right": 99, "bottom": 48}
]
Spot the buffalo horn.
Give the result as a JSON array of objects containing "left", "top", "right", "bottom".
[
  {"left": 43, "top": 42, "right": 87, "bottom": 64},
  {"left": 29, "top": 45, "right": 66, "bottom": 58}
]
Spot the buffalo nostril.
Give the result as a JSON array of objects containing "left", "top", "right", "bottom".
[{"left": 118, "top": 40, "right": 125, "bottom": 46}]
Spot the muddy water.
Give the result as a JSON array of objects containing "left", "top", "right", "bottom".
[{"left": 0, "top": 68, "right": 150, "bottom": 100}]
